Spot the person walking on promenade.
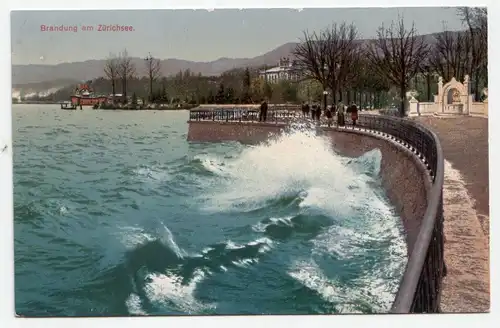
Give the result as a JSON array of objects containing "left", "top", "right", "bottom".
[
  {"left": 310, "top": 104, "right": 316, "bottom": 120},
  {"left": 325, "top": 106, "right": 333, "bottom": 127},
  {"left": 259, "top": 99, "right": 268, "bottom": 122},
  {"left": 350, "top": 102, "right": 359, "bottom": 126},
  {"left": 316, "top": 104, "right": 322, "bottom": 121},
  {"left": 304, "top": 102, "right": 310, "bottom": 118},
  {"left": 301, "top": 102, "right": 307, "bottom": 117},
  {"left": 337, "top": 102, "right": 345, "bottom": 126}
]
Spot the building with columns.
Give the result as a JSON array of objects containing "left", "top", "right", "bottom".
[{"left": 259, "top": 57, "right": 301, "bottom": 83}]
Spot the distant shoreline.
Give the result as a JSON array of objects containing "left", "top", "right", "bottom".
[
  {"left": 12, "top": 103, "right": 195, "bottom": 110},
  {"left": 13, "top": 101, "right": 59, "bottom": 105}
]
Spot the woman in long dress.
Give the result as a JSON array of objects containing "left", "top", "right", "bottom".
[{"left": 350, "top": 102, "right": 359, "bottom": 126}]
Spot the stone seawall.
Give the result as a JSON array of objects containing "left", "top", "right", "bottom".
[
  {"left": 188, "top": 121, "right": 431, "bottom": 253},
  {"left": 187, "top": 121, "right": 288, "bottom": 144},
  {"left": 325, "top": 130, "right": 431, "bottom": 253}
]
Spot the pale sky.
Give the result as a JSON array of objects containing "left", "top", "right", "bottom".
[{"left": 11, "top": 8, "right": 464, "bottom": 65}]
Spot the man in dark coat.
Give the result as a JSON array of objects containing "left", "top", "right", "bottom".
[
  {"left": 325, "top": 106, "right": 333, "bottom": 127},
  {"left": 316, "top": 104, "right": 322, "bottom": 121},
  {"left": 259, "top": 99, "right": 268, "bottom": 122},
  {"left": 304, "top": 103, "right": 310, "bottom": 117},
  {"left": 301, "top": 102, "right": 307, "bottom": 117}
]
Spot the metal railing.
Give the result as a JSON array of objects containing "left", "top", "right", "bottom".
[
  {"left": 188, "top": 109, "right": 446, "bottom": 313},
  {"left": 189, "top": 108, "right": 302, "bottom": 123}
]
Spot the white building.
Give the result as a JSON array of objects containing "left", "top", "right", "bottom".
[{"left": 259, "top": 57, "right": 301, "bottom": 84}]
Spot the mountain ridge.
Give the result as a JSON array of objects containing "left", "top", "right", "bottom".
[{"left": 12, "top": 31, "right": 459, "bottom": 86}]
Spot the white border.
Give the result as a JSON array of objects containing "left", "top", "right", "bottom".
[{"left": 2, "top": 1, "right": 498, "bottom": 328}]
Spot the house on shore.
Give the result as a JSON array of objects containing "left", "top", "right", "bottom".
[{"left": 259, "top": 57, "right": 302, "bottom": 84}]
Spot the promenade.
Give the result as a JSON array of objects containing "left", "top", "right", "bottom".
[{"left": 415, "top": 116, "right": 490, "bottom": 313}]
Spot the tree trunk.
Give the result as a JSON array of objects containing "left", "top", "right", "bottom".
[
  {"left": 111, "top": 79, "right": 116, "bottom": 103},
  {"left": 323, "top": 88, "right": 328, "bottom": 110},
  {"left": 474, "top": 76, "right": 480, "bottom": 102},
  {"left": 347, "top": 90, "right": 351, "bottom": 104},
  {"left": 149, "top": 78, "right": 153, "bottom": 103},
  {"left": 399, "top": 86, "right": 406, "bottom": 117},
  {"left": 426, "top": 74, "right": 431, "bottom": 102},
  {"left": 339, "top": 88, "right": 343, "bottom": 102},
  {"left": 122, "top": 78, "right": 127, "bottom": 103}
]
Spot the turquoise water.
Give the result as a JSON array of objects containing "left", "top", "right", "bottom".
[{"left": 13, "top": 105, "right": 407, "bottom": 316}]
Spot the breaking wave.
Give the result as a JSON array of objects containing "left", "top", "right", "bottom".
[{"left": 14, "top": 112, "right": 407, "bottom": 316}]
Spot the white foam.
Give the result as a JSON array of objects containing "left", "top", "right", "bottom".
[
  {"left": 225, "top": 241, "right": 245, "bottom": 250},
  {"left": 143, "top": 269, "right": 215, "bottom": 314},
  {"left": 232, "top": 258, "right": 258, "bottom": 267},
  {"left": 58, "top": 205, "right": 68, "bottom": 215},
  {"left": 251, "top": 215, "right": 294, "bottom": 233},
  {"left": 288, "top": 259, "right": 357, "bottom": 313},
  {"left": 199, "top": 128, "right": 387, "bottom": 219},
  {"left": 220, "top": 237, "right": 274, "bottom": 252},
  {"left": 117, "top": 226, "right": 156, "bottom": 249},
  {"left": 133, "top": 166, "right": 170, "bottom": 182},
  {"left": 125, "top": 293, "right": 147, "bottom": 315},
  {"left": 158, "top": 223, "right": 186, "bottom": 259},
  {"left": 288, "top": 259, "right": 399, "bottom": 313}
]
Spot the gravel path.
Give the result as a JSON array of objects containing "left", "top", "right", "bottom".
[{"left": 415, "top": 116, "right": 490, "bottom": 313}]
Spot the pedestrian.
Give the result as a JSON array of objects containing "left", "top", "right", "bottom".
[
  {"left": 304, "top": 103, "right": 310, "bottom": 118},
  {"left": 325, "top": 106, "right": 333, "bottom": 127},
  {"left": 350, "top": 102, "right": 359, "bottom": 126},
  {"left": 259, "top": 99, "right": 268, "bottom": 122},
  {"left": 311, "top": 104, "right": 316, "bottom": 120},
  {"left": 316, "top": 104, "right": 322, "bottom": 121},
  {"left": 337, "top": 102, "right": 345, "bottom": 126},
  {"left": 301, "top": 102, "right": 307, "bottom": 117}
]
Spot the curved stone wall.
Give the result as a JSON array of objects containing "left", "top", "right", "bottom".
[
  {"left": 187, "top": 121, "right": 431, "bottom": 253},
  {"left": 187, "top": 121, "right": 287, "bottom": 144}
]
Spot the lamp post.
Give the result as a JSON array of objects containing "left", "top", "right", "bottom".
[
  {"left": 323, "top": 90, "right": 328, "bottom": 111},
  {"left": 423, "top": 64, "right": 432, "bottom": 102},
  {"left": 144, "top": 53, "right": 154, "bottom": 103}
]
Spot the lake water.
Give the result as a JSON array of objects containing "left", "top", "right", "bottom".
[{"left": 13, "top": 105, "right": 407, "bottom": 316}]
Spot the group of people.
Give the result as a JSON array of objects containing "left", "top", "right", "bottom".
[
  {"left": 301, "top": 102, "right": 359, "bottom": 127},
  {"left": 258, "top": 99, "right": 359, "bottom": 126}
]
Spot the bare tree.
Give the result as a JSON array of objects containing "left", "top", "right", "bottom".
[
  {"left": 293, "top": 29, "right": 331, "bottom": 107},
  {"left": 428, "top": 27, "right": 471, "bottom": 82},
  {"left": 144, "top": 53, "right": 162, "bottom": 103},
  {"left": 352, "top": 57, "right": 390, "bottom": 108},
  {"left": 118, "top": 49, "right": 136, "bottom": 103},
  {"left": 294, "top": 23, "right": 360, "bottom": 108},
  {"left": 366, "top": 17, "right": 429, "bottom": 116},
  {"left": 458, "top": 7, "right": 487, "bottom": 100},
  {"left": 324, "top": 22, "right": 360, "bottom": 103},
  {"left": 104, "top": 53, "right": 119, "bottom": 101}
]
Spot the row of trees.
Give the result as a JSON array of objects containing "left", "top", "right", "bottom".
[
  {"left": 102, "top": 53, "right": 280, "bottom": 105},
  {"left": 40, "top": 7, "right": 485, "bottom": 112},
  {"left": 103, "top": 49, "right": 141, "bottom": 103},
  {"left": 293, "top": 7, "right": 487, "bottom": 116},
  {"left": 429, "top": 8, "right": 487, "bottom": 100}
]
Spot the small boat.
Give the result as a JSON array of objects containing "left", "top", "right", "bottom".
[{"left": 60, "top": 101, "right": 77, "bottom": 110}]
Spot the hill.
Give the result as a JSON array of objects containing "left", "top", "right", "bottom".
[{"left": 11, "top": 31, "right": 459, "bottom": 88}]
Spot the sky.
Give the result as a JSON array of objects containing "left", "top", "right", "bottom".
[{"left": 11, "top": 8, "right": 465, "bottom": 65}]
